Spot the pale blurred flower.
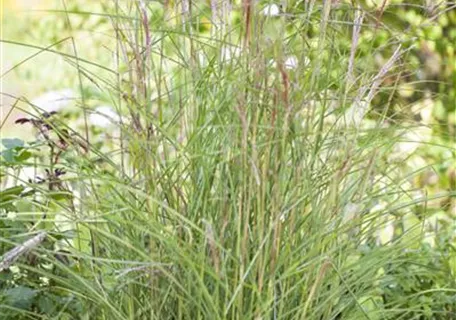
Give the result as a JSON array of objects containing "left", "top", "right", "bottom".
[
  {"left": 302, "top": 56, "right": 311, "bottom": 67},
  {"left": 284, "top": 56, "right": 298, "bottom": 69},
  {"left": 9, "top": 266, "right": 20, "bottom": 274},
  {"left": 422, "top": 232, "right": 435, "bottom": 247},
  {"left": 55, "top": 211, "right": 76, "bottom": 233},
  {"left": 2, "top": 166, "right": 36, "bottom": 189},
  {"left": 342, "top": 202, "right": 362, "bottom": 223},
  {"left": 370, "top": 202, "right": 386, "bottom": 213},
  {"left": 390, "top": 126, "right": 433, "bottom": 161},
  {"left": 31, "top": 89, "right": 75, "bottom": 113},
  {"left": 373, "top": 175, "right": 389, "bottom": 195},
  {"left": 40, "top": 277, "right": 50, "bottom": 286},
  {"left": 198, "top": 51, "right": 208, "bottom": 67},
  {"left": 89, "top": 106, "right": 120, "bottom": 128},
  {"left": 220, "top": 46, "right": 241, "bottom": 61},
  {"left": 343, "top": 100, "right": 370, "bottom": 127},
  {"left": 262, "top": 4, "right": 280, "bottom": 16},
  {"left": 268, "top": 55, "right": 309, "bottom": 70},
  {"left": 407, "top": 155, "right": 427, "bottom": 170},
  {"left": 411, "top": 91, "right": 434, "bottom": 125},
  {"left": 377, "top": 214, "right": 395, "bottom": 245}
]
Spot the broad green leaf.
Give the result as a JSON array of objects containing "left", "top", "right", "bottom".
[
  {"left": 15, "top": 149, "right": 32, "bottom": 162},
  {"left": 1, "top": 138, "right": 24, "bottom": 149},
  {"left": 0, "top": 185, "right": 25, "bottom": 199},
  {"left": 4, "top": 286, "right": 37, "bottom": 310},
  {"left": 1, "top": 149, "right": 15, "bottom": 163}
]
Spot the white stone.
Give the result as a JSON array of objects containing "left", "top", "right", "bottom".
[
  {"left": 89, "top": 105, "right": 120, "bottom": 128},
  {"left": 31, "top": 89, "right": 75, "bottom": 113}
]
